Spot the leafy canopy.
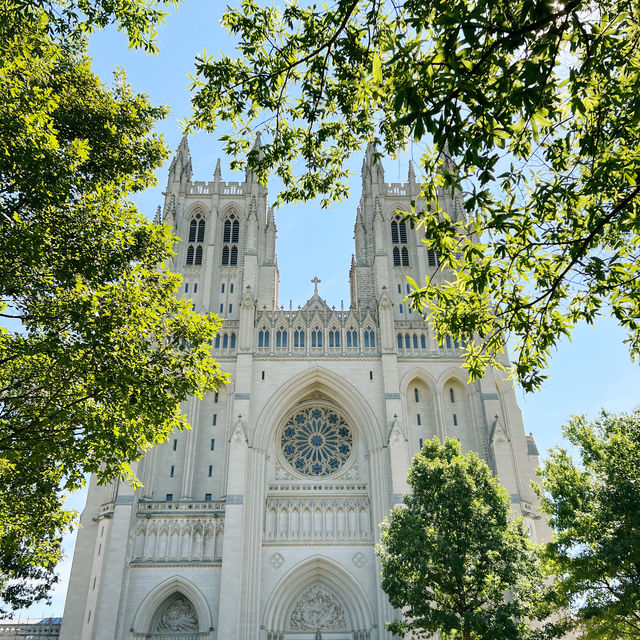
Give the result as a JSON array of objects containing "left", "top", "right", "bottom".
[
  {"left": 189, "top": 0, "right": 640, "bottom": 390},
  {"left": 537, "top": 409, "right": 640, "bottom": 640},
  {"left": 0, "top": 0, "right": 229, "bottom": 615},
  {"left": 377, "top": 438, "right": 546, "bottom": 640}
]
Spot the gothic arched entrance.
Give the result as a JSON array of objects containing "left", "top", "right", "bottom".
[
  {"left": 130, "top": 576, "right": 214, "bottom": 640},
  {"left": 263, "top": 557, "right": 373, "bottom": 640}
]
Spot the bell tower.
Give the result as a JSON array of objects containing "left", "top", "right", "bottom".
[
  {"left": 160, "top": 136, "right": 279, "bottom": 319},
  {"left": 349, "top": 145, "right": 463, "bottom": 321}
]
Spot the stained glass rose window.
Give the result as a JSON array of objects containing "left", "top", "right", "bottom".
[{"left": 281, "top": 407, "right": 353, "bottom": 476}]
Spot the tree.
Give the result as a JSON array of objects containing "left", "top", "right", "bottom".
[
  {"left": 189, "top": 0, "right": 640, "bottom": 390},
  {"left": 0, "top": 2, "right": 228, "bottom": 615},
  {"left": 537, "top": 409, "right": 640, "bottom": 640},
  {"left": 377, "top": 438, "right": 546, "bottom": 640}
]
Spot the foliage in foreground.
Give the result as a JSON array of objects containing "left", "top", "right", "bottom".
[
  {"left": 537, "top": 409, "right": 640, "bottom": 640},
  {"left": 377, "top": 438, "right": 547, "bottom": 640},
  {"left": 189, "top": 0, "right": 640, "bottom": 391},
  {"left": 0, "top": 2, "right": 228, "bottom": 615}
]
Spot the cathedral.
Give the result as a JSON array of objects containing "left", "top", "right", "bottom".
[{"left": 60, "top": 139, "right": 545, "bottom": 640}]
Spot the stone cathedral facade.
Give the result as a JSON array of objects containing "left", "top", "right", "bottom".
[{"left": 61, "top": 139, "right": 545, "bottom": 640}]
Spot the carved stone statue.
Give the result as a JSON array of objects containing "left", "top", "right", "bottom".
[
  {"left": 155, "top": 595, "right": 198, "bottom": 632},
  {"left": 290, "top": 584, "right": 347, "bottom": 631}
]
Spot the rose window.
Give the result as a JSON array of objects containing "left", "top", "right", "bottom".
[{"left": 281, "top": 408, "right": 353, "bottom": 476}]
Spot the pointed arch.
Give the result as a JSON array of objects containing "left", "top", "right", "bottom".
[
  {"left": 185, "top": 207, "right": 207, "bottom": 267},
  {"left": 253, "top": 367, "right": 384, "bottom": 451},
  {"left": 399, "top": 367, "right": 438, "bottom": 395},
  {"left": 436, "top": 367, "right": 469, "bottom": 394},
  {"left": 391, "top": 213, "right": 410, "bottom": 267},
  {"left": 262, "top": 555, "right": 374, "bottom": 633},
  {"left": 221, "top": 209, "right": 240, "bottom": 266},
  {"left": 131, "top": 576, "right": 212, "bottom": 636}
]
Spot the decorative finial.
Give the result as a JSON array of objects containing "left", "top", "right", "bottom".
[{"left": 311, "top": 276, "right": 321, "bottom": 296}]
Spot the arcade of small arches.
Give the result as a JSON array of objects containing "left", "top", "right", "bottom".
[
  {"left": 396, "top": 332, "right": 463, "bottom": 352},
  {"left": 257, "top": 326, "right": 376, "bottom": 351}
]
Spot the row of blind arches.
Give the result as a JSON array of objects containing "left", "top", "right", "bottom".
[
  {"left": 398, "top": 333, "right": 428, "bottom": 350},
  {"left": 397, "top": 333, "right": 463, "bottom": 350},
  {"left": 258, "top": 327, "right": 376, "bottom": 349},
  {"left": 212, "top": 332, "right": 236, "bottom": 349}
]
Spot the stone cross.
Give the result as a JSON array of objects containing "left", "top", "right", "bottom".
[{"left": 311, "top": 276, "right": 321, "bottom": 296}]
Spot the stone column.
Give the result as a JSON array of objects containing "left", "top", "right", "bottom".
[{"left": 217, "top": 418, "right": 249, "bottom": 640}]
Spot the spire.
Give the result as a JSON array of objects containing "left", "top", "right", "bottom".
[
  {"left": 361, "top": 141, "right": 385, "bottom": 190},
  {"left": 266, "top": 206, "right": 276, "bottom": 228},
  {"left": 363, "top": 141, "right": 377, "bottom": 168},
  {"left": 246, "top": 133, "right": 264, "bottom": 183},
  {"left": 214, "top": 158, "right": 222, "bottom": 183},
  {"left": 153, "top": 205, "right": 162, "bottom": 225},
  {"left": 407, "top": 160, "right": 418, "bottom": 197},
  {"left": 168, "top": 134, "right": 192, "bottom": 186},
  {"left": 441, "top": 141, "right": 456, "bottom": 176}
]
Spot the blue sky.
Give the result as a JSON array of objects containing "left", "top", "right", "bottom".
[{"left": 14, "top": 1, "right": 640, "bottom": 619}]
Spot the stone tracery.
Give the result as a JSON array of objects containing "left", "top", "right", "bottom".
[{"left": 281, "top": 408, "right": 353, "bottom": 477}]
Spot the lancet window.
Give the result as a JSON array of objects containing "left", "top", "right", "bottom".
[
  {"left": 328, "top": 328, "right": 340, "bottom": 347},
  {"left": 276, "top": 327, "right": 288, "bottom": 348},
  {"left": 258, "top": 327, "right": 270, "bottom": 348},
  {"left": 346, "top": 328, "right": 358, "bottom": 348},
  {"left": 186, "top": 212, "right": 205, "bottom": 266},
  {"left": 391, "top": 214, "right": 409, "bottom": 267},
  {"left": 363, "top": 327, "right": 375, "bottom": 348},
  {"left": 221, "top": 212, "right": 240, "bottom": 266},
  {"left": 311, "top": 327, "right": 323, "bottom": 348},
  {"left": 294, "top": 328, "right": 305, "bottom": 348}
]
